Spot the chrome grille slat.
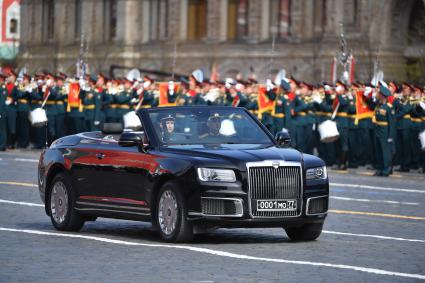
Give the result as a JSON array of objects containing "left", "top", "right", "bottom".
[{"left": 247, "top": 164, "right": 302, "bottom": 218}]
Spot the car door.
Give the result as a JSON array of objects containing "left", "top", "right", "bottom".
[{"left": 79, "top": 132, "right": 158, "bottom": 214}]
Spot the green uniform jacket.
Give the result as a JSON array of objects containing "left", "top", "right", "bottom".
[
  {"left": 16, "top": 86, "right": 30, "bottom": 112},
  {"left": 29, "top": 87, "right": 43, "bottom": 110},
  {"left": 374, "top": 102, "right": 396, "bottom": 140},
  {"left": 393, "top": 98, "right": 412, "bottom": 130},
  {"left": 0, "top": 85, "right": 6, "bottom": 116},
  {"left": 293, "top": 96, "right": 311, "bottom": 126},
  {"left": 83, "top": 89, "right": 101, "bottom": 122},
  {"left": 335, "top": 94, "right": 349, "bottom": 128},
  {"left": 115, "top": 90, "right": 133, "bottom": 118},
  {"left": 43, "top": 87, "right": 57, "bottom": 116},
  {"left": 52, "top": 86, "right": 67, "bottom": 115},
  {"left": 347, "top": 95, "right": 356, "bottom": 129}
]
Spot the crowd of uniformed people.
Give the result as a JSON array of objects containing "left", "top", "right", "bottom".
[{"left": 0, "top": 69, "right": 424, "bottom": 176}]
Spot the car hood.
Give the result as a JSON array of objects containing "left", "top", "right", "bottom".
[{"left": 160, "top": 145, "right": 303, "bottom": 170}]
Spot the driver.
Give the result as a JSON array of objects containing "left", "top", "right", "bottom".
[
  {"left": 199, "top": 113, "right": 224, "bottom": 140},
  {"left": 160, "top": 114, "right": 176, "bottom": 142}
]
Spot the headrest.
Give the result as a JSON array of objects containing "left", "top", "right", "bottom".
[{"left": 100, "top": 123, "right": 124, "bottom": 134}]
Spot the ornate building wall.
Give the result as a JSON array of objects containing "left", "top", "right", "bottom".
[{"left": 18, "top": 0, "right": 425, "bottom": 83}]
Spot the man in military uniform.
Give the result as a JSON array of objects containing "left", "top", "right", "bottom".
[
  {"left": 43, "top": 74, "right": 57, "bottom": 143},
  {"left": 199, "top": 113, "right": 225, "bottom": 141},
  {"left": 394, "top": 82, "right": 412, "bottom": 171},
  {"left": 270, "top": 79, "right": 289, "bottom": 134},
  {"left": 293, "top": 82, "right": 314, "bottom": 154},
  {"left": 29, "top": 75, "right": 46, "bottom": 149},
  {"left": 333, "top": 81, "right": 350, "bottom": 170},
  {"left": 53, "top": 73, "right": 68, "bottom": 138},
  {"left": 115, "top": 79, "right": 133, "bottom": 123},
  {"left": 15, "top": 74, "right": 32, "bottom": 148},
  {"left": 371, "top": 84, "right": 396, "bottom": 176},
  {"left": 0, "top": 74, "right": 7, "bottom": 151},
  {"left": 410, "top": 85, "right": 424, "bottom": 171},
  {"left": 83, "top": 77, "right": 101, "bottom": 132},
  {"left": 5, "top": 71, "right": 18, "bottom": 148},
  {"left": 314, "top": 83, "right": 335, "bottom": 166},
  {"left": 347, "top": 84, "right": 360, "bottom": 168},
  {"left": 160, "top": 114, "right": 176, "bottom": 142},
  {"left": 103, "top": 79, "right": 117, "bottom": 123}
]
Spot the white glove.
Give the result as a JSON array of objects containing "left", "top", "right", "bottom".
[
  {"left": 130, "top": 98, "right": 138, "bottom": 104},
  {"left": 313, "top": 96, "right": 322, "bottom": 104},
  {"left": 387, "top": 138, "right": 393, "bottom": 143},
  {"left": 364, "top": 87, "right": 372, "bottom": 96},
  {"left": 0, "top": 114, "right": 2, "bottom": 118},
  {"left": 419, "top": 101, "right": 425, "bottom": 110},
  {"left": 266, "top": 79, "right": 273, "bottom": 91},
  {"left": 94, "top": 121, "right": 100, "bottom": 126}
]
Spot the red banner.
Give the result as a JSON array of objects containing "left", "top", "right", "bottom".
[
  {"left": 257, "top": 85, "right": 274, "bottom": 119},
  {"left": 355, "top": 90, "right": 374, "bottom": 124},
  {"left": 158, "top": 82, "right": 181, "bottom": 107},
  {"left": 67, "top": 82, "right": 82, "bottom": 112}
]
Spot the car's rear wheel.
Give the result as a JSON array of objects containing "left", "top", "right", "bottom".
[
  {"left": 284, "top": 222, "right": 323, "bottom": 241},
  {"left": 156, "top": 182, "right": 193, "bottom": 243},
  {"left": 48, "top": 172, "right": 85, "bottom": 231}
]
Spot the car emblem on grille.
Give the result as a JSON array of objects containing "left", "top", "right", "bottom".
[{"left": 272, "top": 161, "right": 280, "bottom": 169}]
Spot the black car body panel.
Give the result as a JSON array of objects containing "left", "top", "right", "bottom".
[{"left": 38, "top": 106, "right": 329, "bottom": 229}]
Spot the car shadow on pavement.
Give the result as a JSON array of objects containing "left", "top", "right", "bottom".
[{"left": 16, "top": 221, "right": 292, "bottom": 244}]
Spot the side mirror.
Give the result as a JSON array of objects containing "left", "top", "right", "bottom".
[
  {"left": 275, "top": 130, "right": 291, "bottom": 147},
  {"left": 118, "top": 132, "right": 142, "bottom": 147},
  {"left": 119, "top": 132, "right": 150, "bottom": 152}
]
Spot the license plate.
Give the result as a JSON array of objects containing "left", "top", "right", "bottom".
[{"left": 256, "top": 199, "right": 297, "bottom": 211}]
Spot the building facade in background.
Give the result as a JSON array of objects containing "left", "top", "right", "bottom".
[
  {"left": 0, "top": 0, "right": 20, "bottom": 60},
  {"left": 18, "top": 0, "right": 425, "bottom": 83}
]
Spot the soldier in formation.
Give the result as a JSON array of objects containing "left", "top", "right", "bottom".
[{"left": 0, "top": 69, "right": 424, "bottom": 175}]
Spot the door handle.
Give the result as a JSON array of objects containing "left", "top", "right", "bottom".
[{"left": 96, "top": 153, "right": 105, "bottom": 159}]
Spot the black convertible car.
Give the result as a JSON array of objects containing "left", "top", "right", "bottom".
[{"left": 38, "top": 106, "right": 329, "bottom": 242}]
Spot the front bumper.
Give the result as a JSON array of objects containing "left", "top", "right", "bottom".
[{"left": 186, "top": 179, "right": 329, "bottom": 228}]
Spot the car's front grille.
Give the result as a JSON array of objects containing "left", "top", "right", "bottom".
[
  {"left": 201, "top": 198, "right": 242, "bottom": 217},
  {"left": 248, "top": 165, "right": 302, "bottom": 218},
  {"left": 307, "top": 196, "right": 328, "bottom": 215}
]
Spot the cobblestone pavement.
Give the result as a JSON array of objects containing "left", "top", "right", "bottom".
[{"left": 0, "top": 150, "right": 424, "bottom": 283}]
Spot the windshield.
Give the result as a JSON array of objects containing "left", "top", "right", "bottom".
[{"left": 147, "top": 108, "right": 273, "bottom": 146}]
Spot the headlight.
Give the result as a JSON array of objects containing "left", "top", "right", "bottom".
[
  {"left": 197, "top": 168, "right": 236, "bottom": 182},
  {"left": 306, "top": 166, "right": 327, "bottom": 180}
]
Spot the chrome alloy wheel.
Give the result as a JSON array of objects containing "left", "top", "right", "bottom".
[
  {"left": 50, "top": 181, "right": 69, "bottom": 225},
  {"left": 158, "top": 190, "right": 178, "bottom": 235}
]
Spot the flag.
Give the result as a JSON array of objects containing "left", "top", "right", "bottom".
[
  {"left": 257, "top": 85, "right": 274, "bottom": 119},
  {"left": 355, "top": 90, "right": 374, "bottom": 125},
  {"left": 67, "top": 82, "right": 82, "bottom": 112},
  {"left": 158, "top": 82, "right": 180, "bottom": 107}
]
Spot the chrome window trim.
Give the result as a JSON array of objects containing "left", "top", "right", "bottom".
[
  {"left": 246, "top": 160, "right": 304, "bottom": 219},
  {"left": 306, "top": 195, "right": 329, "bottom": 216}
]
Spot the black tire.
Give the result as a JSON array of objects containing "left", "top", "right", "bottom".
[
  {"left": 155, "top": 181, "right": 193, "bottom": 243},
  {"left": 47, "top": 172, "right": 85, "bottom": 231},
  {"left": 285, "top": 222, "right": 323, "bottom": 241}
]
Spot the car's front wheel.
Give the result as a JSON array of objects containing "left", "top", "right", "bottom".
[
  {"left": 284, "top": 222, "right": 323, "bottom": 241},
  {"left": 156, "top": 182, "right": 193, "bottom": 243},
  {"left": 48, "top": 172, "right": 85, "bottom": 231}
]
